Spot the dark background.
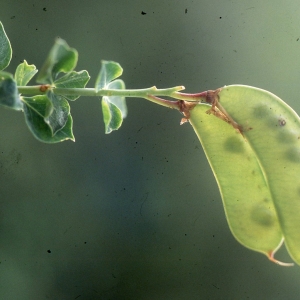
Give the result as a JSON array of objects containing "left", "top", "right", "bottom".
[{"left": 1, "top": 1, "right": 300, "bottom": 299}]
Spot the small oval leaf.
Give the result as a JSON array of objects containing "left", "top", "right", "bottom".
[
  {"left": 101, "top": 97, "right": 122, "bottom": 134},
  {"left": 0, "top": 72, "right": 22, "bottom": 110},
  {"left": 15, "top": 60, "right": 38, "bottom": 86},
  {"left": 22, "top": 95, "right": 74, "bottom": 143},
  {"left": 95, "top": 61, "right": 123, "bottom": 92},
  {"left": 37, "top": 39, "right": 78, "bottom": 84},
  {"left": 45, "top": 91, "right": 70, "bottom": 135},
  {"left": 0, "top": 21, "right": 12, "bottom": 71},
  {"left": 106, "top": 79, "right": 127, "bottom": 118}
]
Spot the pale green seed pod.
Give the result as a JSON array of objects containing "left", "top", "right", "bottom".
[
  {"left": 189, "top": 85, "right": 300, "bottom": 266},
  {"left": 214, "top": 85, "right": 300, "bottom": 265}
]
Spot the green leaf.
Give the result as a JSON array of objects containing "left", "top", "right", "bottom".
[
  {"left": 45, "top": 91, "right": 70, "bottom": 135},
  {"left": 106, "top": 79, "right": 127, "bottom": 118},
  {"left": 22, "top": 95, "right": 74, "bottom": 143},
  {"left": 54, "top": 70, "right": 90, "bottom": 100},
  {"left": 15, "top": 60, "right": 38, "bottom": 86},
  {"left": 189, "top": 104, "right": 284, "bottom": 264},
  {"left": 37, "top": 39, "right": 78, "bottom": 84},
  {"left": 0, "top": 71, "right": 22, "bottom": 110},
  {"left": 22, "top": 95, "right": 52, "bottom": 118},
  {"left": 101, "top": 97, "right": 123, "bottom": 134},
  {"left": 95, "top": 60, "right": 123, "bottom": 92},
  {"left": 0, "top": 21, "right": 12, "bottom": 71},
  {"left": 190, "top": 85, "right": 300, "bottom": 266},
  {"left": 100, "top": 79, "right": 127, "bottom": 134}
]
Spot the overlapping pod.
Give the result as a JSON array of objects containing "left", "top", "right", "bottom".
[{"left": 189, "top": 85, "right": 300, "bottom": 265}]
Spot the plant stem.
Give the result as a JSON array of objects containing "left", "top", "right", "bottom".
[
  {"left": 173, "top": 91, "right": 208, "bottom": 102},
  {"left": 145, "top": 94, "right": 180, "bottom": 110},
  {"left": 18, "top": 85, "right": 208, "bottom": 100},
  {"left": 18, "top": 85, "right": 184, "bottom": 97},
  {"left": 17, "top": 85, "right": 209, "bottom": 110}
]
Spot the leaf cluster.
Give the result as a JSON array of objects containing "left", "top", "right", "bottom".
[{"left": 0, "top": 22, "right": 127, "bottom": 143}]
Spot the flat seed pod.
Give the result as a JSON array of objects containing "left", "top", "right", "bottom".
[
  {"left": 208, "top": 85, "right": 300, "bottom": 265},
  {"left": 189, "top": 101, "right": 292, "bottom": 265}
]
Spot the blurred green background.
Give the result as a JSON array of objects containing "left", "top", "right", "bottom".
[{"left": 1, "top": 0, "right": 300, "bottom": 299}]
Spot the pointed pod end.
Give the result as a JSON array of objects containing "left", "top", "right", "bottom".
[{"left": 267, "top": 250, "right": 294, "bottom": 267}]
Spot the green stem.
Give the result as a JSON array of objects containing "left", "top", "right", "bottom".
[
  {"left": 18, "top": 85, "right": 185, "bottom": 97},
  {"left": 17, "top": 85, "right": 209, "bottom": 110}
]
